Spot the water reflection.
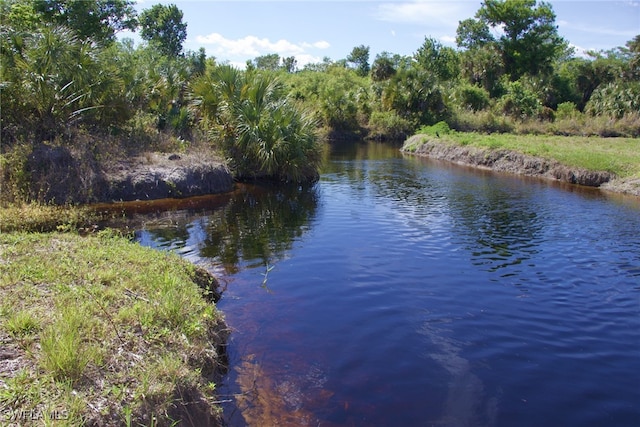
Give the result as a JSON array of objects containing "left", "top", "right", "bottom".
[
  {"left": 135, "top": 182, "right": 319, "bottom": 275},
  {"left": 448, "top": 182, "right": 543, "bottom": 273},
  {"left": 199, "top": 183, "right": 319, "bottom": 274},
  {"left": 128, "top": 141, "right": 640, "bottom": 427}
]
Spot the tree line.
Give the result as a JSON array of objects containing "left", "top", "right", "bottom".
[{"left": 1, "top": 0, "right": 639, "bottom": 202}]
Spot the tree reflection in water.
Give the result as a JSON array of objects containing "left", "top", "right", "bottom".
[{"left": 135, "top": 182, "right": 320, "bottom": 276}]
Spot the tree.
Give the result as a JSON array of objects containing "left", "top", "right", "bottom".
[
  {"left": 347, "top": 45, "right": 370, "bottom": 77},
  {"left": 414, "top": 37, "right": 460, "bottom": 81},
  {"left": 460, "top": 44, "right": 504, "bottom": 95},
  {"left": 456, "top": 18, "right": 493, "bottom": 50},
  {"left": 624, "top": 35, "right": 640, "bottom": 78},
  {"left": 252, "top": 53, "right": 280, "bottom": 71},
  {"left": 282, "top": 56, "right": 297, "bottom": 73},
  {"left": 32, "top": 0, "right": 137, "bottom": 44},
  {"left": 371, "top": 52, "right": 397, "bottom": 82},
  {"left": 458, "top": 0, "right": 567, "bottom": 80},
  {"left": 139, "top": 3, "right": 186, "bottom": 57},
  {"left": 476, "top": 0, "right": 567, "bottom": 79}
]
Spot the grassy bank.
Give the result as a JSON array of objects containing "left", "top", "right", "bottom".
[
  {"left": 405, "top": 125, "right": 640, "bottom": 179},
  {"left": 0, "top": 227, "right": 227, "bottom": 426}
]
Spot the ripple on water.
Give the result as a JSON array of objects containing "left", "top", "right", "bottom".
[{"left": 135, "top": 143, "right": 640, "bottom": 427}]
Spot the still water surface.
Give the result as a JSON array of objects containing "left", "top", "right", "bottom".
[{"left": 135, "top": 142, "right": 640, "bottom": 426}]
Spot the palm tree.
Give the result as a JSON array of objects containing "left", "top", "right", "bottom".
[{"left": 190, "top": 65, "right": 321, "bottom": 182}]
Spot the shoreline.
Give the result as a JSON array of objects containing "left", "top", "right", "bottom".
[{"left": 401, "top": 135, "right": 640, "bottom": 198}]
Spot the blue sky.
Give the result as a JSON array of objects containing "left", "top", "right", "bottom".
[{"left": 124, "top": 1, "right": 640, "bottom": 68}]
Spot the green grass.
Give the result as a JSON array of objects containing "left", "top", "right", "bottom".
[
  {"left": 0, "top": 230, "right": 227, "bottom": 426},
  {"left": 413, "top": 131, "right": 640, "bottom": 179},
  {"left": 0, "top": 203, "right": 100, "bottom": 233}
]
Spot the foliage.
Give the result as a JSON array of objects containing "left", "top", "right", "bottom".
[
  {"left": 459, "top": 43, "right": 505, "bottom": 96},
  {"left": 191, "top": 66, "right": 322, "bottom": 182},
  {"left": 0, "top": 24, "right": 126, "bottom": 143},
  {"left": 418, "top": 121, "right": 452, "bottom": 137},
  {"left": 499, "top": 79, "right": 542, "bottom": 119},
  {"left": 455, "top": 83, "right": 491, "bottom": 111},
  {"left": 367, "top": 110, "right": 414, "bottom": 141},
  {"left": 347, "top": 44, "right": 370, "bottom": 77},
  {"left": 460, "top": 0, "right": 567, "bottom": 80},
  {"left": 456, "top": 17, "right": 494, "bottom": 50},
  {"left": 139, "top": 3, "right": 187, "bottom": 57},
  {"left": 31, "top": 0, "right": 137, "bottom": 44},
  {"left": 586, "top": 81, "right": 640, "bottom": 119},
  {"left": 252, "top": 53, "right": 281, "bottom": 71},
  {"left": 371, "top": 51, "right": 398, "bottom": 81},
  {"left": 382, "top": 65, "right": 449, "bottom": 127},
  {"left": 555, "top": 101, "right": 579, "bottom": 120},
  {"left": 414, "top": 37, "right": 460, "bottom": 81},
  {"left": 1, "top": 0, "right": 639, "bottom": 203}
]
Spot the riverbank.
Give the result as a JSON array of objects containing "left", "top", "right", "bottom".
[
  {"left": 3, "top": 143, "right": 233, "bottom": 205},
  {"left": 0, "top": 229, "right": 228, "bottom": 426},
  {"left": 401, "top": 133, "right": 640, "bottom": 197}
]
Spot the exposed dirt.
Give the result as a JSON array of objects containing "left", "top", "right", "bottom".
[
  {"left": 402, "top": 136, "right": 640, "bottom": 197},
  {"left": 101, "top": 151, "right": 233, "bottom": 202},
  {"left": 23, "top": 145, "right": 234, "bottom": 204}
]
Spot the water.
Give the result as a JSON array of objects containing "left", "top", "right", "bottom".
[{"left": 134, "top": 141, "right": 640, "bottom": 427}]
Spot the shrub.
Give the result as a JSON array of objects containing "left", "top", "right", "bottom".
[
  {"left": 499, "top": 80, "right": 542, "bottom": 120},
  {"left": 455, "top": 83, "right": 490, "bottom": 111},
  {"left": 586, "top": 81, "right": 640, "bottom": 119},
  {"left": 418, "top": 120, "right": 452, "bottom": 136},
  {"left": 556, "top": 102, "right": 580, "bottom": 120},
  {"left": 367, "top": 111, "right": 414, "bottom": 141}
]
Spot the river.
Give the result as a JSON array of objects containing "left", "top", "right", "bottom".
[{"left": 133, "top": 141, "right": 640, "bottom": 427}]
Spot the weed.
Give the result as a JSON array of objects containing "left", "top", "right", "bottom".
[
  {"left": 5, "top": 310, "right": 39, "bottom": 337},
  {"left": 39, "top": 305, "right": 97, "bottom": 384}
]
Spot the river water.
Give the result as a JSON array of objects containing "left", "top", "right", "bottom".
[{"left": 134, "top": 141, "right": 640, "bottom": 427}]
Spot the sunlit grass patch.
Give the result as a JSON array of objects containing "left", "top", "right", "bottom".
[
  {"left": 0, "top": 203, "right": 99, "bottom": 233},
  {"left": 0, "top": 231, "right": 227, "bottom": 425},
  {"left": 411, "top": 129, "right": 640, "bottom": 178}
]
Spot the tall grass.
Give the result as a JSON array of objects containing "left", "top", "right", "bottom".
[{"left": 450, "top": 109, "right": 640, "bottom": 138}]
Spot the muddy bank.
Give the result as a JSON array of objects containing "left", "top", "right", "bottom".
[
  {"left": 102, "top": 152, "right": 233, "bottom": 202},
  {"left": 22, "top": 144, "right": 234, "bottom": 204},
  {"left": 402, "top": 135, "right": 640, "bottom": 197}
]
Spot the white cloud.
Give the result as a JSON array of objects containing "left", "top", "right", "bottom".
[
  {"left": 193, "top": 33, "right": 329, "bottom": 69},
  {"left": 569, "top": 43, "right": 590, "bottom": 58},
  {"left": 374, "top": 1, "right": 468, "bottom": 25},
  {"left": 439, "top": 35, "right": 456, "bottom": 45},
  {"left": 301, "top": 41, "right": 331, "bottom": 50},
  {"left": 558, "top": 20, "right": 637, "bottom": 38},
  {"left": 194, "top": 33, "right": 330, "bottom": 67}
]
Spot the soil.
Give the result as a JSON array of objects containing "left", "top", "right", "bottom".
[
  {"left": 402, "top": 136, "right": 640, "bottom": 198},
  {"left": 101, "top": 151, "right": 233, "bottom": 202},
  {"left": 25, "top": 145, "right": 234, "bottom": 204}
]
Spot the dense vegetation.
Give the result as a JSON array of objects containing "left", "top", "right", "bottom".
[{"left": 1, "top": 0, "right": 639, "bottom": 203}]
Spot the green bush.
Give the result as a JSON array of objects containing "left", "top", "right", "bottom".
[
  {"left": 193, "top": 66, "right": 322, "bottom": 182},
  {"left": 456, "top": 83, "right": 490, "bottom": 111},
  {"left": 499, "top": 80, "right": 542, "bottom": 120},
  {"left": 367, "top": 111, "right": 414, "bottom": 141},
  {"left": 418, "top": 121, "right": 452, "bottom": 136},
  {"left": 555, "top": 102, "right": 580, "bottom": 120},
  {"left": 586, "top": 81, "right": 640, "bottom": 119}
]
